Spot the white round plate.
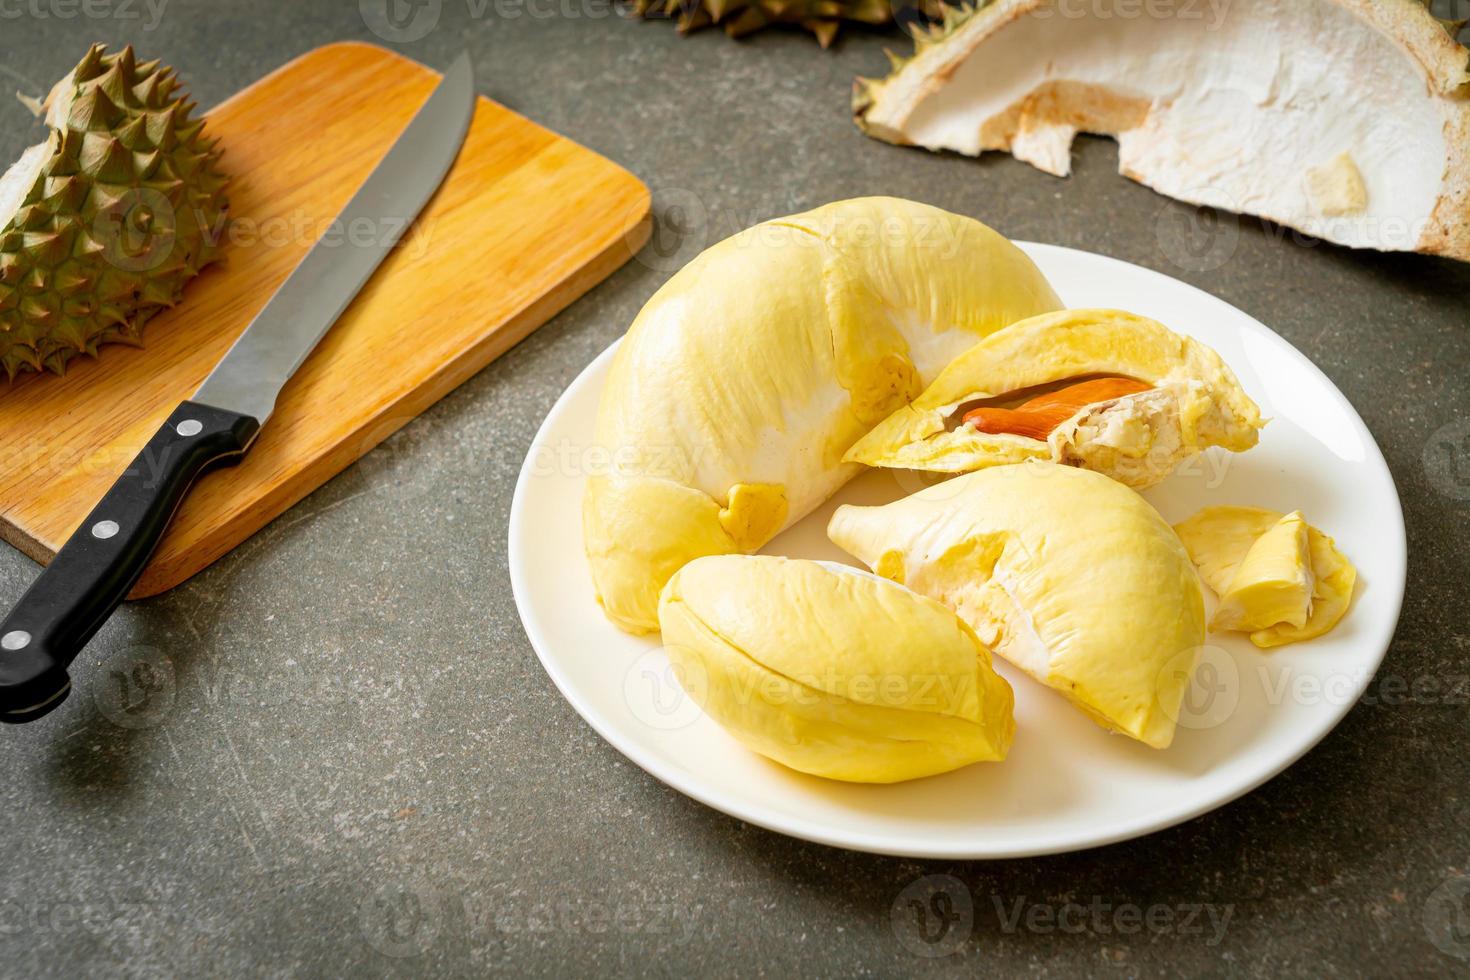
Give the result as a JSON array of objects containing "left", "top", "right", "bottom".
[{"left": 508, "top": 243, "right": 1405, "bottom": 859}]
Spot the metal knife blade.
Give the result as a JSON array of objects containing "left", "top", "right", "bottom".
[{"left": 193, "top": 51, "right": 475, "bottom": 423}]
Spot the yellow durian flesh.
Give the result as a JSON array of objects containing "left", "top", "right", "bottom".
[
  {"left": 1254, "top": 529, "right": 1356, "bottom": 649},
  {"left": 1210, "top": 511, "right": 1314, "bottom": 633},
  {"left": 844, "top": 309, "right": 1264, "bottom": 490},
  {"left": 583, "top": 476, "right": 742, "bottom": 632},
  {"left": 586, "top": 197, "right": 1063, "bottom": 633},
  {"left": 828, "top": 462, "right": 1206, "bottom": 749},
  {"left": 1174, "top": 506, "right": 1357, "bottom": 649},
  {"left": 1171, "top": 506, "right": 1280, "bottom": 592},
  {"left": 657, "top": 555, "right": 1015, "bottom": 783}
]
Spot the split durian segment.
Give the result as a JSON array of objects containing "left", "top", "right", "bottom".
[
  {"left": 584, "top": 197, "right": 1063, "bottom": 634},
  {"left": 853, "top": 0, "right": 1470, "bottom": 262},
  {"left": 828, "top": 462, "right": 1207, "bottom": 749},
  {"left": 658, "top": 555, "right": 1015, "bottom": 782},
  {"left": 0, "top": 44, "right": 229, "bottom": 379},
  {"left": 1210, "top": 511, "right": 1313, "bottom": 633},
  {"left": 633, "top": 0, "right": 947, "bottom": 48},
  {"left": 1174, "top": 506, "right": 1357, "bottom": 649},
  {"left": 844, "top": 309, "right": 1264, "bottom": 489}
]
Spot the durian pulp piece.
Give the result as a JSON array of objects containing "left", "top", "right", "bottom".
[
  {"left": 1171, "top": 505, "right": 1281, "bottom": 593},
  {"left": 0, "top": 44, "right": 229, "bottom": 378},
  {"left": 1174, "top": 506, "right": 1357, "bottom": 649},
  {"left": 853, "top": 0, "right": 1470, "bottom": 262},
  {"left": 657, "top": 555, "right": 1015, "bottom": 783},
  {"left": 1211, "top": 511, "right": 1314, "bottom": 633},
  {"left": 844, "top": 309, "right": 1264, "bottom": 489},
  {"left": 1253, "top": 527, "right": 1357, "bottom": 649},
  {"left": 828, "top": 462, "right": 1207, "bottom": 749},
  {"left": 584, "top": 197, "right": 1063, "bottom": 634},
  {"left": 1305, "top": 153, "right": 1370, "bottom": 218}
]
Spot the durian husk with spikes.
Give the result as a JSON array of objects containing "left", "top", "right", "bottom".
[
  {"left": 852, "top": 0, "right": 982, "bottom": 117},
  {"left": 634, "top": 0, "right": 949, "bottom": 48},
  {"left": 853, "top": 0, "right": 1470, "bottom": 262},
  {"left": 0, "top": 44, "right": 228, "bottom": 379}
]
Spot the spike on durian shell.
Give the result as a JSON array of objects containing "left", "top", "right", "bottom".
[
  {"left": 73, "top": 45, "right": 105, "bottom": 82},
  {"left": 846, "top": 0, "right": 889, "bottom": 23},
  {"left": 806, "top": 19, "right": 839, "bottom": 47},
  {"left": 722, "top": 7, "right": 764, "bottom": 35},
  {"left": 132, "top": 73, "right": 162, "bottom": 108},
  {"left": 79, "top": 133, "right": 134, "bottom": 184},
  {"left": 0, "top": 44, "right": 229, "bottom": 380},
  {"left": 67, "top": 85, "right": 121, "bottom": 132},
  {"left": 114, "top": 45, "right": 137, "bottom": 78},
  {"left": 91, "top": 62, "right": 133, "bottom": 107},
  {"left": 144, "top": 107, "right": 177, "bottom": 150}
]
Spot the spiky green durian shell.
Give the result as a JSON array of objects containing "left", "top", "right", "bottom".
[
  {"left": 0, "top": 44, "right": 228, "bottom": 379},
  {"left": 634, "top": 0, "right": 949, "bottom": 47}
]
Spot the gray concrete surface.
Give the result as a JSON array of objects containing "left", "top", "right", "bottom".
[{"left": 2, "top": 4, "right": 1469, "bottom": 977}]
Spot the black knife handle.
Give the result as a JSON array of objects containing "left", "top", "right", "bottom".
[{"left": 0, "top": 401, "right": 259, "bottom": 724}]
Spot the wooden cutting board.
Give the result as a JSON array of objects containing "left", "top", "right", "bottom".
[{"left": 0, "top": 43, "right": 649, "bottom": 598}]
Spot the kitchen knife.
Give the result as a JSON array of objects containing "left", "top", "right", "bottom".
[{"left": 0, "top": 53, "right": 476, "bottom": 724}]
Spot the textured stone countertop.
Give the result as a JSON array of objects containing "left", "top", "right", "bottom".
[{"left": 2, "top": 5, "right": 1468, "bottom": 977}]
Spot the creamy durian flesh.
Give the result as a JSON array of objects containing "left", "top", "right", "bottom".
[
  {"left": 1210, "top": 511, "right": 1314, "bottom": 633},
  {"left": 845, "top": 309, "right": 1264, "bottom": 489},
  {"left": 1174, "top": 506, "right": 1356, "bottom": 649},
  {"left": 658, "top": 555, "right": 1015, "bottom": 783},
  {"left": 829, "top": 462, "right": 1206, "bottom": 749},
  {"left": 585, "top": 197, "right": 1063, "bottom": 633}
]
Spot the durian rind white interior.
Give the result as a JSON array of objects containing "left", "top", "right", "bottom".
[
  {"left": 854, "top": 0, "right": 1470, "bottom": 261},
  {"left": 828, "top": 462, "right": 1206, "bottom": 748},
  {"left": 658, "top": 555, "right": 1015, "bottom": 783},
  {"left": 585, "top": 197, "right": 1063, "bottom": 633},
  {"left": 845, "top": 309, "right": 1264, "bottom": 489},
  {"left": 1174, "top": 506, "right": 1357, "bottom": 649}
]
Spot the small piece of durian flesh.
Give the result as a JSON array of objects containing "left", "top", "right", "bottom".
[
  {"left": 1210, "top": 511, "right": 1313, "bottom": 633},
  {"left": 1251, "top": 527, "right": 1356, "bottom": 650},
  {"left": 1174, "top": 506, "right": 1357, "bottom": 650},
  {"left": 1305, "top": 153, "right": 1369, "bottom": 218}
]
